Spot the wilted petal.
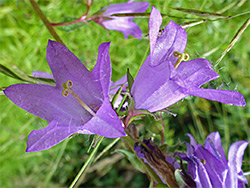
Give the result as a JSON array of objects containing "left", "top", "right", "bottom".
[
  {"left": 149, "top": 6, "right": 162, "bottom": 59},
  {"left": 150, "top": 20, "right": 187, "bottom": 66},
  {"left": 177, "top": 59, "right": 219, "bottom": 88},
  {"left": 188, "top": 88, "right": 246, "bottom": 106},
  {"left": 83, "top": 98, "right": 126, "bottom": 138},
  {"left": 26, "top": 121, "right": 91, "bottom": 152},
  {"left": 102, "top": 18, "right": 143, "bottom": 39}
]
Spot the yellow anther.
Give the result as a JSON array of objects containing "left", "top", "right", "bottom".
[
  {"left": 173, "top": 51, "right": 189, "bottom": 69},
  {"left": 61, "top": 80, "right": 96, "bottom": 116},
  {"left": 62, "top": 88, "right": 69, "bottom": 97},
  {"left": 200, "top": 159, "right": 206, "bottom": 165}
]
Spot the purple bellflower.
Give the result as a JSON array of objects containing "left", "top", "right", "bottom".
[
  {"left": 131, "top": 7, "right": 245, "bottom": 113},
  {"left": 176, "top": 132, "right": 249, "bottom": 188},
  {"left": 93, "top": 1, "right": 149, "bottom": 39},
  {"left": 4, "top": 40, "right": 126, "bottom": 152}
]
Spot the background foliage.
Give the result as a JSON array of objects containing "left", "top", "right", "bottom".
[{"left": 0, "top": 0, "right": 249, "bottom": 187}]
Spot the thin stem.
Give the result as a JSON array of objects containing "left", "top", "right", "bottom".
[
  {"left": 116, "top": 94, "right": 128, "bottom": 113},
  {"left": 30, "top": 0, "right": 66, "bottom": 46},
  {"left": 69, "top": 136, "right": 104, "bottom": 188}
]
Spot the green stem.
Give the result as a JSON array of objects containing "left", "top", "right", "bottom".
[
  {"left": 30, "top": 0, "right": 66, "bottom": 46},
  {"left": 116, "top": 94, "right": 128, "bottom": 113},
  {"left": 44, "top": 138, "right": 69, "bottom": 185},
  {"left": 69, "top": 136, "right": 104, "bottom": 188}
]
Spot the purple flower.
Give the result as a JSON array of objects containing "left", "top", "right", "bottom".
[
  {"left": 93, "top": 1, "right": 149, "bottom": 39},
  {"left": 4, "top": 40, "right": 126, "bottom": 152},
  {"left": 131, "top": 7, "right": 245, "bottom": 113},
  {"left": 176, "top": 132, "right": 249, "bottom": 188}
]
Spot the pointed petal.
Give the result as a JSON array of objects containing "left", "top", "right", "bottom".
[
  {"left": 132, "top": 58, "right": 187, "bottom": 112},
  {"left": 204, "top": 132, "right": 227, "bottom": 163},
  {"left": 186, "top": 133, "right": 198, "bottom": 147},
  {"left": 176, "top": 153, "right": 213, "bottom": 188},
  {"left": 150, "top": 20, "right": 187, "bottom": 66},
  {"left": 194, "top": 145, "right": 227, "bottom": 188},
  {"left": 226, "top": 141, "right": 248, "bottom": 187},
  {"left": 4, "top": 84, "right": 91, "bottom": 124},
  {"left": 26, "top": 121, "right": 90, "bottom": 152},
  {"left": 102, "top": 18, "right": 142, "bottom": 39},
  {"left": 92, "top": 42, "right": 111, "bottom": 99},
  {"left": 228, "top": 141, "right": 248, "bottom": 173},
  {"left": 46, "top": 40, "right": 103, "bottom": 105},
  {"left": 83, "top": 98, "right": 126, "bottom": 138},
  {"left": 149, "top": 6, "right": 162, "bottom": 58},
  {"left": 177, "top": 59, "right": 219, "bottom": 88},
  {"left": 103, "top": 2, "right": 149, "bottom": 15},
  {"left": 188, "top": 88, "right": 246, "bottom": 106}
]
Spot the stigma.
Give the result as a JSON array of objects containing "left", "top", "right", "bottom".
[
  {"left": 62, "top": 80, "right": 96, "bottom": 116},
  {"left": 173, "top": 51, "right": 189, "bottom": 69}
]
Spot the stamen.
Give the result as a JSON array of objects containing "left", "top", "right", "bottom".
[
  {"left": 200, "top": 159, "right": 206, "bottom": 165},
  {"left": 62, "top": 80, "right": 96, "bottom": 116},
  {"left": 173, "top": 51, "right": 189, "bottom": 69}
]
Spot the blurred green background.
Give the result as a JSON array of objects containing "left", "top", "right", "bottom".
[{"left": 0, "top": 0, "right": 249, "bottom": 187}]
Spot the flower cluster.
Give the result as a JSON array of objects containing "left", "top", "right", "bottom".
[{"left": 3, "top": 2, "right": 249, "bottom": 187}]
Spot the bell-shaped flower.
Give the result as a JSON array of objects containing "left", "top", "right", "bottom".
[
  {"left": 93, "top": 1, "right": 149, "bottom": 39},
  {"left": 176, "top": 132, "right": 249, "bottom": 188},
  {"left": 4, "top": 40, "right": 126, "bottom": 152},
  {"left": 131, "top": 7, "right": 245, "bottom": 113}
]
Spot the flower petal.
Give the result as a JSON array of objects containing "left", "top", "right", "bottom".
[
  {"left": 103, "top": 2, "right": 149, "bottom": 15},
  {"left": 102, "top": 18, "right": 143, "bottom": 39},
  {"left": 4, "top": 83, "right": 91, "bottom": 124},
  {"left": 194, "top": 145, "right": 227, "bottom": 188},
  {"left": 177, "top": 59, "right": 219, "bottom": 88},
  {"left": 150, "top": 20, "right": 187, "bottom": 66},
  {"left": 204, "top": 132, "right": 227, "bottom": 163},
  {"left": 83, "top": 98, "right": 126, "bottom": 138},
  {"left": 26, "top": 121, "right": 91, "bottom": 152},
  {"left": 226, "top": 141, "right": 249, "bottom": 187},
  {"left": 32, "top": 71, "right": 54, "bottom": 79},
  {"left": 109, "top": 75, "right": 127, "bottom": 95},
  {"left": 176, "top": 152, "right": 213, "bottom": 188},
  {"left": 46, "top": 40, "right": 103, "bottom": 105},
  {"left": 92, "top": 42, "right": 111, "bottom": 99},
  {"left": 188, "top": 88, "right": 246, "bottom": 106},
  {"left": 149, "top": 6, "right": 162, "bottom": 59},
  {"left": 132, "top": 58, "right": 187, "bottom": 112}
]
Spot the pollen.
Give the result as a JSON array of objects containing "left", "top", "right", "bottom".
[{"left": 173, "top": 51, "right": 189, "bottom": 69}]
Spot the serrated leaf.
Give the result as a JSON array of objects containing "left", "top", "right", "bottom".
[{"left": 114, "top": 149, "right": 145, "bottom": 172}]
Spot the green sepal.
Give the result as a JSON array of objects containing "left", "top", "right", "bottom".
[{"left": 127, "top": 68, "right": 134, "bottom": 93}]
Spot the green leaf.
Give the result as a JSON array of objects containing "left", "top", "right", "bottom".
[
  {"left": 0, "top": 64, "right": 26, "bottom": 81},
  {"left": 114, "top": 149, "right": 145, "bottom": 172},
  {"left": 127, "top": 68, "right": 134, "bottom": 93},
  {"left": 169, "top": 7, "right": 227, "bottom": 18}
]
